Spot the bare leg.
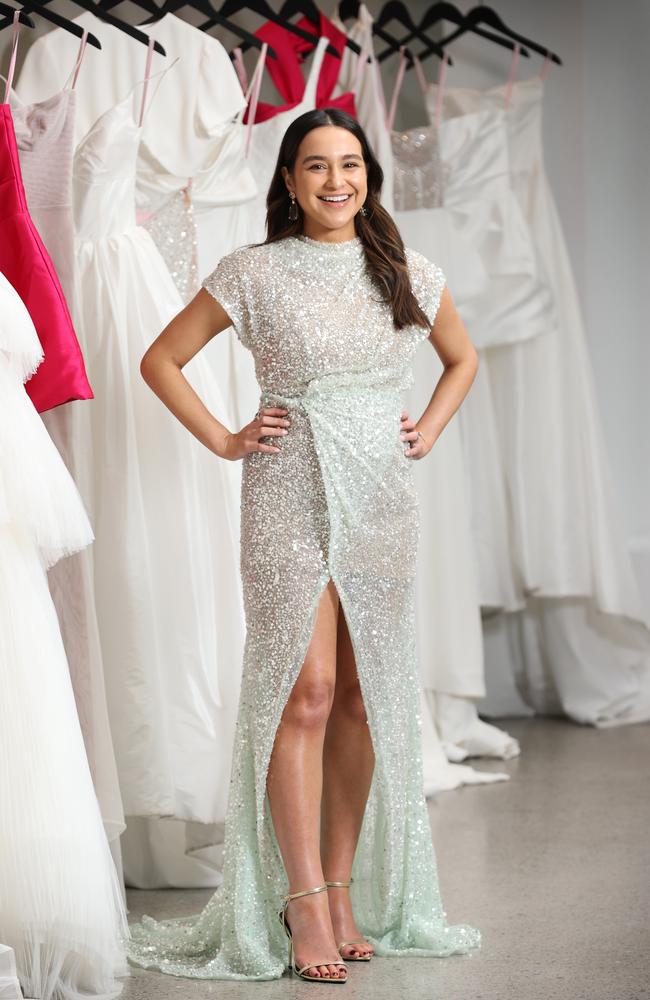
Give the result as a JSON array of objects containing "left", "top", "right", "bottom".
[
  {"left": 321, "top": 606, "right": 376, "bottom": 959},
  {"left": 266, "top": 580, "right": 346, "bottom": 980}
]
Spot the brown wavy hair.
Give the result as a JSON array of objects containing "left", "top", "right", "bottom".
[{"left": 262, "top": 108, "right": 430, "bottom": 331}]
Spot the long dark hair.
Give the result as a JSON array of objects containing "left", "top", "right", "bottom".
[{"left": 263, "top": 108, "right": 430, "bottom": 331}]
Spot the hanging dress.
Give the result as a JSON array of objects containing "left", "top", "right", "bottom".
[
  {"left": 331, "top": 1, "right": 394, "bottom": 210},
  {"left": 70, "top": 55, "right": 245, "bottom": 852},
  {"left": 386, "top": 51, "right": 521, "bottom": 762},
  {"left": 0, "top": 16, "right": 91, "bottom": 413},
  {"left": 9, "top": 31, "right": 126, "bottom": 850},
  {"left": 437, "top": 65, "right": 650, "bottom": 727},
  {"left": 0, "top": 269, "right": 128, "bottom": 1000},
  {"left": 252, "top": 11, "right": 355, "bottom": 122},
  {"left": 127, "top": 233, "right": 480, "bottom": 980}
]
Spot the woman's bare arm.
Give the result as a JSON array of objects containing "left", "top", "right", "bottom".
[
  {"left": 140, "top": 288, "right": 289, "bottom": 461},
  {"left": 401, "top": 286, "right": 479, "bottom": 459}
]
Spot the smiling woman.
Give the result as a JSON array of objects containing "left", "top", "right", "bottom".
[{"left": 126, "top": 108, "right": 480, "bottom": 985}]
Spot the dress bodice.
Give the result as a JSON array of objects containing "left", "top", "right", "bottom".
[
  {"left": 11, "top": 88, "right": 75, "bottom": 211},
  {"left": 391, "top": 125, "right": 444, "bottom": 211},
  {"left": 252, "top": 13, "right": 355, "bottom": 122},
  {"left": 434, "top": 78, "right": 544, "bottom": 193},
  {"left": 429, "top": 103, "right": 513, "bottom": 208},
  {"left": 73, "top": 99, "right": 139, "bottom": 240},
  {"left": 17, "top": 11, "right": 255, "bottom": 210},
  {"left": 202, "top": 235, "right": 442, "bottom": 399}
]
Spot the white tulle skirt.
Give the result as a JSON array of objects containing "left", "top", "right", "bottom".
[
  {"left": 0, "top": 273, "right": 128, "bottom": 999},
  {"left": 0, "top": 522, "right": 129, "bottom": 1000}
]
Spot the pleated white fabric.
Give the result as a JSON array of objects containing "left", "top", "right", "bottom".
[
  {"left": 0, "top": 944, "right": 22, "bottom": 1000},
  {"left": 0, "top": 273, "right": 128, "bottom": 1000}
]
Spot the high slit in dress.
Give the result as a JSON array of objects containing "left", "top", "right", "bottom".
[{"left": 127, "top": 234, "right": 480, "bottom": 980}]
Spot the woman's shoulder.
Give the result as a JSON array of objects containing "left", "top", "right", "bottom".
[{"left": 403, "top": 246, "right": 444, "bottom": 282}]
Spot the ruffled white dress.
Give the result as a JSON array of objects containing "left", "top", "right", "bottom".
[{"left": 0, "top": 271, "right": 128, "bottom": 1000}]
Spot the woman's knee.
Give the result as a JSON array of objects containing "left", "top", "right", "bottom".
[
  {"left": 334, "top": 678, "right": 368, "bottom": 724},
  {"left": 282, "top": 676, "right": 335, "bottom": 729}
]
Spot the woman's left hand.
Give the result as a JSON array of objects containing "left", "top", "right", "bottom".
[{"left": 400, "top": 410, "right": 431, "bottom": 460}]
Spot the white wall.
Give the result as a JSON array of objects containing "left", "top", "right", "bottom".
[{"left": 2, "top": 0, "right": 648, "bottom": 551}]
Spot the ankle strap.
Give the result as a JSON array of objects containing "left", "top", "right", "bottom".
[
  {"left": 282, "top": 883, "right": 328, "bottom": 903},
  {"left": 326, "top": 878, "right": 353, "bottom": 888}
]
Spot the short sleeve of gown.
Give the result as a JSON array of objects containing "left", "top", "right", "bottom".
[
  {"left": 201, "top": 248, "right": 251, "bottom": 349},
  {"left": 405, "top": 248, "right": 446, "bottom": 334}
]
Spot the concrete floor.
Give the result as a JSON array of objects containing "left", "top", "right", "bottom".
[{"left": 123, "top": 718, "right": 650, "bottom": 1000}]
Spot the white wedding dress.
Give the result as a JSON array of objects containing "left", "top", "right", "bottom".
[
  {"left": 324, "top": 10, "right": 515, "bottom": 774},
  {"left": 18, "top": 21, "right": 255, "bottom": 888},
  {"left": 10, "top": 71, "right": 126, "bottom": 857},
  {"left": 70, "top": 68, "right": 246, "bottom": 875},
  {"left": 0, "top": 271, "right": 128, "bottom": 1000},
  {"left": 436, "top": 73, "right": 650, "bottom": 726}
]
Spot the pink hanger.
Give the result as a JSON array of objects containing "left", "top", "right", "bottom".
[
  {"left": 3, "top": 11, "right": 20, "bottom": 104},
  {"left": 70, "top": 28, "right": 89, "bottom": 90},
  {"left": 504, "top": 43, "right": 521, "bottom": 110}
]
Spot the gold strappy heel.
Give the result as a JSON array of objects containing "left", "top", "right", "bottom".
[
  {"left": 326, "top": 879, "right": 373, "bottom": 961},
  {"left": 279, "top": 884, "right": 348, "bottom": 984}
]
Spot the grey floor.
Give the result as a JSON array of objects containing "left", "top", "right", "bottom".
[{"left": 123, "top": 719, "right": 650, "bottom": 1000}]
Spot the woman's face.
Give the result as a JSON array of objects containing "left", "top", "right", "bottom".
[{"left": 283, "top": 126, "right": 368, "bottom": 241}]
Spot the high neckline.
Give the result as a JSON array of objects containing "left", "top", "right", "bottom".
[{"left": 294, "top": 234, "right": 362, "bottom": 252}]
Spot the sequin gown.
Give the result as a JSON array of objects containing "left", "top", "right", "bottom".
[{"left": 126, "top": 235, "right": 481, "bottom": 979}]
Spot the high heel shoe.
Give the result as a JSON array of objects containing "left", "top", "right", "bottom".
[
  {"left": 278, "top": 884, "right": 348, "bottom": 984},
  {"left": 326, "top": 879, "right": 373, "bottom": 961}
]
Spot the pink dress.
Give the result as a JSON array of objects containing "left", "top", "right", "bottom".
[
  {"left": 0, "top": 21, "right": 91, "bottom": 413},
  {"left": 251, "top": 12, "right": 356, "bottom": 122}
]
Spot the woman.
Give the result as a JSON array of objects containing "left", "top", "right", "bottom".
[{"left": 127, "top": 108, "right": 480, "bottom": 984}]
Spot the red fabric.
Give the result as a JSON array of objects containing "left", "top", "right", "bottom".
[
  {"left": 248, "top": 13, "right": 356, "bottom": 124},
  {"left": 0, "top": 105, "right": 92, "bottom": 412}
]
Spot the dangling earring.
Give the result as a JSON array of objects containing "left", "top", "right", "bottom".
[
  {"left": 358, "top": 203, "right": 367, "bottom": 217},
  {"left": 288, "top": 193, "right": 299, "bottom": 221}
]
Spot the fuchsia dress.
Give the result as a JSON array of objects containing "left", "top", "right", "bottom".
[
  {"left": 250, "top": 12, "right": 356, "bottom": 123},
  {"left": 0, "top": 21, "right": 91, "bottom": 413}
]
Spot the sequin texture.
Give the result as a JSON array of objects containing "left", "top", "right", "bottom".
[
  {"left": 391, "top": 127, "right": 445, "bottom": 211},
  {"left": 142, "top": 188, "right": 199, "bottom": 303},
  {"left": 126, "top": 235, "right": 480, "bottom": 979}
]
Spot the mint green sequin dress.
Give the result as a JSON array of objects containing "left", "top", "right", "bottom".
[{"left": 126, "top": 234, "right": 481, "bottom": 979}]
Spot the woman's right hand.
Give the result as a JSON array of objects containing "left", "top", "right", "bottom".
[{"left": 221, "top": 407, "right": 290, "bottom": 461}]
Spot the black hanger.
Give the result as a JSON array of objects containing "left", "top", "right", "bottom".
[
  {"left": 441, "top": 6, "right": 562, "bottom": 65},
  {"left": 377, "top": 3, "right": 529, "bottom": 63},
  {"left": 2, "top": 0, "right": 102, "bottom": 48},
  {"left": 0, "top": 0, "right": 166, "bottom": 54},
  {"left": 215, "top": 1, "right": 341, "bottom": 58},
  {"left": 277, "top": 0, "right": 364, "bottom": 56},
  {"left": 129, "top": 0, "right": 277, "bottom": 58},
  {"left": 375, "top": 1, "right": 447, "bottom": 61},
  {"left": 337, "top": 0, "right": 360, "bottom": 21},
  {"left": 0, "top": 4, "right": 35, "bottom": 28}
]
